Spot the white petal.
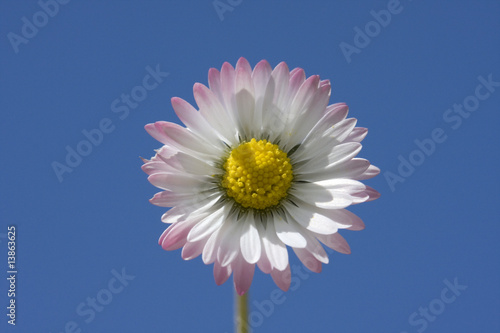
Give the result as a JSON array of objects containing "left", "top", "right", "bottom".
[
  {"left": 262, "top": 62, "right": 290, "bottom": 138},
  {"left": 155, "top": 121, "right": 222, "bottom": 157},
  {"left": 160, "top": 206, "right": 187, "bottom": 224},
  {"left": 286, "top": 68, "right": 306, "bottom": 108},
  {"left": 314, "top": 179, "right": 366, "bottom": 193},
  {"left": 234, "top": 63, "right": 256, "bottom": 139},
  {"left": 284, "top": 201, "right": 339, "bottom": 235},
  {"left": 350, "top": 191, "right": 370, "bottom": 204},
  {"left": 257, "top": 222, "right": 288, "bottom": 271},
  {"left": 321, "top": 208, "right": 366, "bottom": 230},
  {"left": 251, "top": 60, "right": 272, "bottom": 130},
  {"left": 220, "top": 62, "right": 237, "bottom": 126},
  {"left": 295, "top": 142, "right": 362, "bottom": 173},
  {"left": 328, "top": 118, "right": 358, "bottom": 143},
  {"left": 301, "top": 230, "right": 329, "bottom": 264},
  {"left": 240, "top": 215, "right": 261, "bottom": 264},
  {"left": 257, "top": 249, "right": 272, "bottom": 274},
  {"left": 288, "top": 75, "right": 320, "bottom": 121},
  {"left": 141, "top": 161, "right": 174, "bottom": 175},
  {"left": 150, "top": 190, "right": 217, "bottom": 208},
  {"left": 218, "top": 216, "right": 245, "bottom": 267},
  {"left": 208, "top": 68, "right": 224, "bottom": 106},
  {"left": 294, "top": 103, "right": 349, "bottom": 160},
  {"left": 357, "top": 165, "right": 381, "bottom": 180},
  {"left": 345, "top": 127, "right": 368, "bottom": 143},
  {"left": 153, "top": 145, "right": 179, "bottom": 161},
  {"left": 290, "top": 183, "right": 354, "bottom": 210},
  {"left": 187, "top": 206, "right": 226, "bottom": 242},
  {"left": 148, "top": 172, "right": 212, "bottom": 192},
  {"left": 274, "top": 213, "right": 307, "bottom": 248},
  {"left": 202, "top": 226, "right": 222, "bottom": 264},
  {"left": 161, "top": 194, "right": 221, "bottom": 223},
  {"left": 171, "top": 97, "right": 223, "bottom": 146},
  {"left": 181, "top": 238, "right": 207, "bottom": 260},
  {"left": 172, "top": 152, "right": 217, "bottom": 176},
  {"left": 298, "top": 158, "right": 370, "bottom": 182},
  {"left": 352, "top": 186, "right": 380, "bottom": 203},
  {"left": 285, "top": 83, "right": 330, "bottom": 150}
]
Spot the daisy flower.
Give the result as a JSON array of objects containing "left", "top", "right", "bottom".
[{"left": 142, "top": 58, "right": 380, "bottom": 295}]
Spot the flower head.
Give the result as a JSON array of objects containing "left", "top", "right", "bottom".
[{"left": 142, "top": 58, "right": 380, "bottom": 295}]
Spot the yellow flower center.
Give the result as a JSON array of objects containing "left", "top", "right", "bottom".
[{"left": 221, "top": 138, "right": 293, "bottom": 210}]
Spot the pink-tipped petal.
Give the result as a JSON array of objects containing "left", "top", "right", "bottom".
[
  {"left": 256, "top": 247, "right": 272, "bottom": 274},
  {"left": 285, "top": 82, "right": 331, "bottom": 149},
  {"left": 262, "top": 62, "right": 290, "bottom": 132},
  {"left": 214, "top": 260, "right": 232, "bottom": 286},
  {"left": 250, "top": 61, "right": 271, "bottom": 130},
  {"left": 345, "top": 127, "right": 368, "bottom": 143},
  {"left": 235, "top": 57, "right": 252, "bottom": 75},
  {"left": 287, "top": 68, "right": 306, "bottom": 104},
  {"left": 160, "top": 220, "right": 196, "bottom": 251},
  {"left": 182, "top": 238, "right": 207, "bottom": 260},
  {"left": 330, "top": 118, "right": 358, "bottom": 143},
  {"left": 145, "top": 122, "right": 170, "bottom": 145},
  {"left": 148, "top": 173, "right": 209, "bottom": 192},
  {"left": 235, "top": 62, "right": 256, "bottom": 137},
  {"left": 154, "top": 121, "right": 221, "bottom": 157},
  {"left": 289, "top": 75, "right": 320, "bottom": 119},
  {"left": 320, "top": 208, "right": 366, "bottom": 231},
  {"left": 193, "top": 83, "right": 235, "bottom": 144},
  {"left": 357, "top": 165, "right": 381, "bottom": 180},
  {"left": 301, "top": 231, "right": 329, "bottom": 264},
  {"left": 220, "top": 62, "right": 236, "bottom": 115},
  {"left": 364, "top": 186, "right": 381, "bottom": 202},
  {"left": 271, "top": 265, "right": 291, "bottom": 292},
  {"left": 141, "top": 161, "right": 173, "bottom": 175},
  {"left": 317, "top": 232, "right": 351, "bottom": 254},
  {"left": 208, "top": 68, "right": 224, "bottom": 104},
  {"left": 171, "top": 97, "right": 221, "bottom": 145},
  {"left": 293, "top": 247, "right": 322, "bottom": 273},
  {"left": 233, "top": 255, "right": 255, "bottom": 296},
  {"left": 296, "top": 142, "right": 362, "bottom": 174}
]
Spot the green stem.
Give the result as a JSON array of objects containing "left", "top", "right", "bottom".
[{"left": 235, "top": 290, "right": 249, "bottom": 333}]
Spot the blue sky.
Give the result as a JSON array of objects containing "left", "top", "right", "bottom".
[{"left": 1, "top": 1, "right": 499, "bottom": 332}]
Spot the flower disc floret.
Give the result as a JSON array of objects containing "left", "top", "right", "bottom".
[{"left": 222, "top": 138, "right": 293, "bottom": 209}]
